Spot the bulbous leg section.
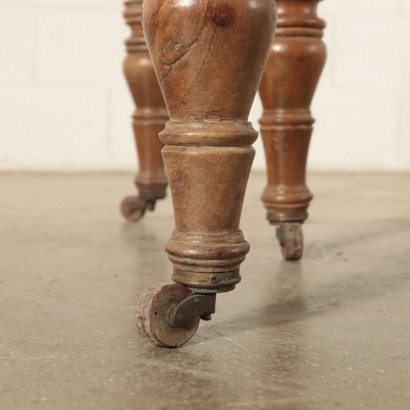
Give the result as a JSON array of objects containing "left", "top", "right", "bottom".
[
  {"left": 136, "top": 283, "right": 200, "bottom": 348},
  {"left": 276, "top": 223, "right": 303, "bottom": 261}
]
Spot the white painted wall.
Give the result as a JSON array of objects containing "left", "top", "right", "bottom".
[{"left": 0, "top": 0, "right": 409, "bottom": 171}]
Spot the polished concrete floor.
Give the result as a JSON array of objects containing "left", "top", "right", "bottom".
[{"left": 1, "top": 172, "right": 410, "bottom": 410}]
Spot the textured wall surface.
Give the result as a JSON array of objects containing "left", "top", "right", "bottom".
[{"left": 0, "top": 0, "right": 409, "bottom": 171}]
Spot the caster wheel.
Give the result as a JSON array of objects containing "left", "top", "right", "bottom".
[
  {"left": 136, "top": 283, "right": 200, "bottom": 348},
  {"left": 276, "top": 223, "right": 303, "bottom": 261},
  {"left": 120, "top": 196, "right": 148, "bottom": 222}
]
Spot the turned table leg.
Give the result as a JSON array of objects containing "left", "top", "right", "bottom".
[
  {"left": 259, "top": 0, "right": 326, "bottom": 260},
  {"left": 120, "top": 0, "right": 168, "bottom": 222},
  {"left": 136, "top": 0, "right": 277, "bottom": 347}
]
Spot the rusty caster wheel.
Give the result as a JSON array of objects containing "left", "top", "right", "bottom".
[
  {"left": 276, "top": 223, "right": 303, "bottom": 261},
  {"left": 136, "top": 283, "right": 215, "bottom": 348},
  {"left": 120, "top": 196, "right": 155, "bottom": 222}
]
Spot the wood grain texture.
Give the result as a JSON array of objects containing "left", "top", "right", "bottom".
[
  {"left": 122, "top": 0, "right": 168, "bottom": 207},
  {"left": 259, "top": 0, "right": 326, "bottom": 224},
  {"left": 142, "top": 0, "right": 277, "bottom": 292}
]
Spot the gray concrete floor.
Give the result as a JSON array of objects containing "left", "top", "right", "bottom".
[{"left": 1, "top": 172, "right": 410, "bottom": 410}]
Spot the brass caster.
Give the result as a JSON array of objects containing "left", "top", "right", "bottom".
[
  {"left": 120, "top": 196, "right": 154, "bottom": 222},
  {"left": 276, "top": 223, "right": 303, "bottom": 261},
  {"left": 136, "top": 283, "right": 216, "bottom": 348}
]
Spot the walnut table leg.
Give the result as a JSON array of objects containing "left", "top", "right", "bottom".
[
  {"left": 259, "top": 0, "right": 326, "bottom": 260},
  {"left": 120, "top": 0, "right": 168, "bottom": 222},
  {"left": 136, "top": 0, "right": 277, "bottom": 347}
]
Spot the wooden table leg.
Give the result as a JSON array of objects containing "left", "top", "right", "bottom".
[
  {"left": 120, "top": 0, "right": 168, "bottom": 222},
  {"left": 136, "top": 0, "right": 277, "bottom": 347},
  {"left": 259, "top": 0, "right": 326, "bottom": 260}
]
